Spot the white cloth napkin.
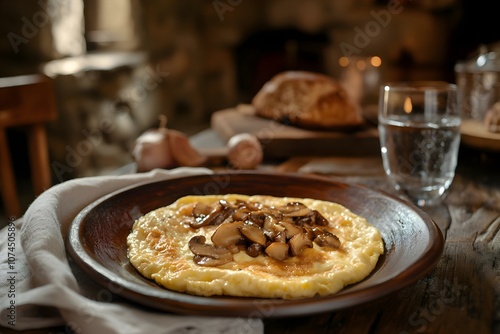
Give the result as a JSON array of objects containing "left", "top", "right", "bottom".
[{"left": 0, "top": 167, "right": 264, "bottom": 333}]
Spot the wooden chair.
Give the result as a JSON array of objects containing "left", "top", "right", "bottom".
[{"left": 0, "top": 74, "right": 57, "bottom": 219}]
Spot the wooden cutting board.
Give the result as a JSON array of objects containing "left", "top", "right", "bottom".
[{"left": 210, "top": 105, "right": 381, "bottom": 158}]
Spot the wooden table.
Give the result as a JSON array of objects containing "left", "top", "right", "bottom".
[
  {"left": 1, "top": 135, "right": 498, "bottom": 334},
  {"left": 263, "top": 145, "right": 499, "bottom": 334}
]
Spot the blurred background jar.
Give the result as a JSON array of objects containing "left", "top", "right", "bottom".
[{"left": 455, "top": 41, "right": 500, "bottom": 122}]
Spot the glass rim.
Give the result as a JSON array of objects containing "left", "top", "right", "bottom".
[{"left": 381, "top": 81, "right": 457, "bottom": 92}]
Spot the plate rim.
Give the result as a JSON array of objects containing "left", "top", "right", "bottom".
[{"left": 66, "top": 171, "right": 444, "bottom": 318}]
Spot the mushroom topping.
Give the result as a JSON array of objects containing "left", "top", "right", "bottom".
[
  {"left": 265, "top": 241, "right": 289, "bottom": 260},
  {"left": 190, "top": 200, "right": 234, "bottom": 228},
  {"left": 193, "top": 255, "right": 231, "bottom": 267},
  {"left": 246, "top": 211, "right": 268, "bottom": 226},
  {"left": 311, "top": 210, "right": 329, "bottom": 226},
  {"left": 188, "top": 236, "right": 233, "bottom": 266},
  {"left": 192, "top": 203, "right": 213, "bottom": 218},
  {"left": 211, "top": 221, "right": 245, "bottom": 248},
  {"left": 274, "top": 231, "right": 287, "bottom": 244},
  {"left": 246, "top": 201, "right": 262, "bottom": 211},
  {"left": 232, "top": 207, "right": 250, "bottom": 221},
  {"left": 240, "top": 223, "right": 267, "bottom": 246},
  {"left": 289, "top": 233, "right": 313, "bottom": 256},
  {"left": 236, "top": 199, "right": 261, "bottom": 211},
  {"left": 187, "top": 199, "right": 341, "bottom": 266},
  {"left": 314, "top": 230, "right": 341, "bottom": 249},
  {"left": 280, "top": 220, "right": 303, "bottom": 238},
  {"left": 263, "top": 216, "right": 285, "bottom": 234},
  {"left": 227, "top": 244, "right": 244, "bottom": 254},
  {"left": 303, "top": 226, "right": 316, "bottom": 240},
  {"left": 276, "top": 202, "right": 307, "bottom": 214},
  {"left": 246, "top": 243, "right": 264, "bottom": 257},
  {"left": 284, "top": 207, "right": 311, "bottom": 218},
  {"left": 295, "top": 210, "right": 329, "bottom": 226}
]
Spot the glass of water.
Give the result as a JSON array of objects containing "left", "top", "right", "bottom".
[{"left": 378, "top": 81, "right": 461, "bottom": 207}]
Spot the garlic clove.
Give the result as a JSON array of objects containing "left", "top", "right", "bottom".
[
  {"left": 227, "top": 133, "right": 263, "bottom": 169},
  {"left": 168, "top": 129, "right": 207, "bottom": 167},
  {"left": 132, "top": 129, "right": 176, "bottom": 172}
]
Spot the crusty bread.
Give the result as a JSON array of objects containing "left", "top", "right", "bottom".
[{"left": 251, "top": 71, "right": 363, "bottom": 130}]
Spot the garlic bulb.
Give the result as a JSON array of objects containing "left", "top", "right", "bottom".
[
  {"left": 132, "top": 115, "right": 206, "bottom": 172},
  {"left": 132, "top": 128, "right": 175, "bottom": 172},
  {"left": 226, "top": 133, "right": 263, "bottom": 169}
]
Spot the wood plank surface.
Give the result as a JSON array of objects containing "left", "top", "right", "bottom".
[
  {"left": 264, "top": 147, "right": 500, "bottom": 333},
  {"left": 210, "top": 105, "right": 380, "bottom": 158}
]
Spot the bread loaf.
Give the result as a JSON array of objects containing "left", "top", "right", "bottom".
[{"left": 251, "top": 71, "right": 363, "bottom": 130}]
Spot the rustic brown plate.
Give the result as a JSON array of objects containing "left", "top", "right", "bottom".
[{"left": 66, "top": 172, "right": 443, "bottom": 318}]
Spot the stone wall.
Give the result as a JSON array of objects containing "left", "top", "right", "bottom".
[
  {"left": 2, "top": 0, "right": 497, "bottom": 180},
  {"left": 136, "top": 0, "right": 465, "bottom": 126}
]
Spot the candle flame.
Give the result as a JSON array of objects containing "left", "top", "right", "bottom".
[
  {"left": 338, "top": 56, "right": 349, "bottom": 67},
  {"left": 370, "top": 56, "right": 382, "bottom": 67},
  {"left": 356, "top": 59, "right": 366, "bottom": 71},
  {"left": 404, "top": 97, "right": 412, "bottom": 114}
]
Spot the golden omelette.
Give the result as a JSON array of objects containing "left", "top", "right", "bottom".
[{"left": 126, "top": 194, "right": 384, "bottom": 299}]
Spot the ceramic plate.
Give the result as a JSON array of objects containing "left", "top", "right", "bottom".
[{"left": 66, "top": 172, "right": 443, "bottom": 318}]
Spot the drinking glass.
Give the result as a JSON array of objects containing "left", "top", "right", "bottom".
[{"left": 378, "top": 81, "right": 461, "bottom": 207}]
